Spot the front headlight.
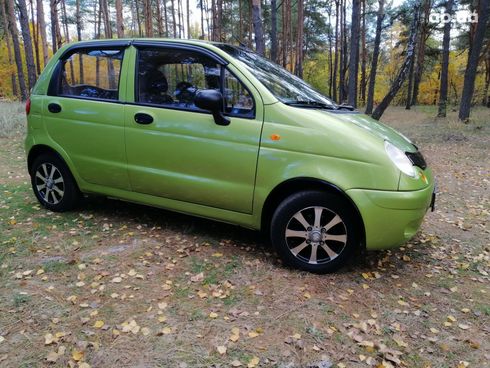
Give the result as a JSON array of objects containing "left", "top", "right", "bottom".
[{"left": 384, "top": 141, "right": 417, "bottom": 178}]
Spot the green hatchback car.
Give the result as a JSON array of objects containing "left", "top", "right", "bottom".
[{"left": 25, "top": 39, "right": 435, "bottom": 273}]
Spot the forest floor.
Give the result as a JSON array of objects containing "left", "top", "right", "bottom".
[{"left": 0, "top": 102, "right": 488, "bottom": 368}]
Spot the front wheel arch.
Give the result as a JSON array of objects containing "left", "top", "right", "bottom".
[{"left": 260, "top": 178, "right": 365, "bottom": 248}]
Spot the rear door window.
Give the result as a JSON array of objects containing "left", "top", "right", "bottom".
[{"left": 57, "top": 48, "right": 124, "bottom": 101}]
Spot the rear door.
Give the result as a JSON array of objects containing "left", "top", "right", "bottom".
[
  {"left": 124, "top": 44, "right": 263, "bottom": 213},
  {"left": 44, "top": 44, "right": 131, "bottom": 190}
]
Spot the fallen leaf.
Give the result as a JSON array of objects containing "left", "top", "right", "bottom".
[
  {"left": 94, "top": 320, "right": 104, "bottom": 329},
  {"left": 72, "top": 349, "right": 84, "bottom": 361},
  {"left": 46, "top": 351, "right": 59, "bottom": 363},
  {"left": 247, "top": 356, "right": 259, "bottom": 368},
  {"left": 231, "top": 359, "right": 242, "bottom": 367},
  {"left": 217, "top": 345, "right": 227, "bottom": 355}
]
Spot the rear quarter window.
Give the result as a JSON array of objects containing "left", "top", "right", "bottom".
[{"left": 52, "top": 48, "right": 124, "bottom": 101}]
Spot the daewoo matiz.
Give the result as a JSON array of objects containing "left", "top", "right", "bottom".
[{"left": 25, "top": 39, "right": 435, "bottom": 273}]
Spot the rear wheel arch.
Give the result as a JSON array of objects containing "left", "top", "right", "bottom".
[
  {"left": 28, "top": 145, "right": 68, "bottom": 175},
  {"left": 260, "top": 178, "right": 365, "bottom": 246}
]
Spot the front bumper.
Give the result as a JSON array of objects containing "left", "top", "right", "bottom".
[{"left": 347, "top": 180, "right": 435, "bottom": 250}]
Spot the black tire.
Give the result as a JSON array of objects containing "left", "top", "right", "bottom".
[
  {"left": 270, "top": 191, "right": 360, "bottom": 273},
  {"left": 30, "top": 153, "right": 81, "bottom": 212}
]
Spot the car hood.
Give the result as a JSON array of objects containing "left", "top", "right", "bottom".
[{"left": 324, "top": 111, "right": 416, "bottom": 152}]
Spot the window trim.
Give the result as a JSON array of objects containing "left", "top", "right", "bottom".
[
  {"left": 48, "top": 46, "right": 126, "bottom": 102},
  {"left": 133, "top": 45, "right": 256, "bottom": 119}
]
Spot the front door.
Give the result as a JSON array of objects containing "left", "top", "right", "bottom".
[
  {"left": 124, "top": 45, "right": 263, "bottom": 213},
  {"left": 44, "top": 46, "right": 130, "bottom": 190}
]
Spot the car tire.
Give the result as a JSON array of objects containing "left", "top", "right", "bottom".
[
  {"left": 270, "top": 191, "right": 360, "bottom": 273},
  {"left": 30, "top": 153, "right": 81, "bottom": 212}
]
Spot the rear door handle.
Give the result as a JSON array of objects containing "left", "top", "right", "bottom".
[
  {"left": 134, "top": 113, "right": 153, "bottom": 125},
  {"left": 48, "top": 103, "right": 62, "bottom": 113}
]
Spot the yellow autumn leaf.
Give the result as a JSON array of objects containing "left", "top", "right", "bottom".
[
  {"left": 72, "top": 349, "right": 84, "bottom": 361},
  {"left": 209, "top": 312, "right": 218, "bottom": 319},
  {"left": 94, "top": 320, "right": 104, "bottom": 328}
]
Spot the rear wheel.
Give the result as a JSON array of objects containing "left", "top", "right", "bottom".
[
  {"left": 270, "top": 191, "right": 360, "bottom": 273},
  {"left": 30, "top": 153, "right": 81, "bottom": 212}
]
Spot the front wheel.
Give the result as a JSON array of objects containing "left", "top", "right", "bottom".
[
  {"left": 270, "top": 191, "right": 360, "bottom": 273},
  {"left": 30, "top": 153, "right": 81, "bottom": 212}
]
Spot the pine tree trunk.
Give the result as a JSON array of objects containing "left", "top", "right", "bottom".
[
  {"left": 411, "top": 0, "right": 431, "bottom": 106},
  {"left": 17, "top": 0, "right": 37, "bottom": 90},
  {"left": 143, "top": 0, "right": 153, "bottom": 36},
  {"left": 270, "top": 0, "right": 277, "bottom": 62},
  {"left": 135, "top": 0, "right": 143, "bottom": 36},
  {"left": 50, "top": 0, "right": 61, "bottom": 53},
  {"left": 347, "top": 0, "right": 360, "bottom": 107},
  {"left": 405, "top": 49, "right": 416, "bottom": 110},
  {"left": 116, "top": 0, "right": 125, "bottom": 37},
  {"left": 339, "top": 0, "right": 346, "bottom": 103},
  {"left": 186, "top": 0, "right": 190, "bottom": 38},
  {"left": 29, "top": 0, "right": 41, "bottom": 75},
  {"left": 172, "top": 0, "right": 178, "bottom": 38},
  {"left": 365, "top": 0, "right": 384, "bottom": 115},
  {"left": 200, "top": 0, "right": 205, "bottom": 38},
  {"left": 372, "top": 5, "right": 419, "bottom": 120},
  {"left": 251, "top": 0, "right": 265, "bottom": 55},
  {"left": 1, "top": 0, "right": 18, "bottom": 98},
  {"left": 437, "top": 0, "right": 453, "bottom": 117},
  {"left": 360, "top": 0, "right": 367, "bottom": 105},
  {"left": 6, "top": 0, "right": 28, "bottom": 100},
  {"left": 281, "top": 0, "right": 287, "bottom": 67},
  {"left": 459, "top": 0, "right": 489, "bottom": 121},
  {"left": 332, "top": 0, "right": 339, "bottom": 103},
  {"left": 36, "top": 0, "right": 49, "bottom": 67},
  {"left": 163, "top": 0, "right": 169, "bottom": 36},
  {"left": 294, "top": 0, "right": 304, "bottom": 76}
]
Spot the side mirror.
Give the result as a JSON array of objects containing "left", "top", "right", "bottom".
[{"left": 194, "top": 89, "right": 230, "bottom": 126}]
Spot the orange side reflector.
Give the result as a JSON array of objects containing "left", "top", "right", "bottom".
[{"left": 270, "top": 134, "right": 281, "bottom": 141}]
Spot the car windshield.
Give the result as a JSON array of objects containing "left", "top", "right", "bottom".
[{"left": 216, "top": 44, "right": 338, "bottom": 109}]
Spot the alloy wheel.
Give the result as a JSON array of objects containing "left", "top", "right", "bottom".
[
  {"left": 35, "top": 163, "right": 65, "bottom": 205},
  {"left": 285, "top": 206, "right": 347, "bottom": 265}
]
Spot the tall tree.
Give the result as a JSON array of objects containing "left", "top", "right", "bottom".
[
  {"left": 50, "top": 0, "right": 61, "bottom": 53},
  {"left": 371, "top": 4, "right": 419, "bottom": 120},
  {"left": 17, "top": 0, "right": 37, "bottom": 90},
  {"left": 36, "top": 0, "right": 49, "bottom": 67},
  {"left": 365, "top": 0, "right": 384, "bottom": 114},
  {"left": 1, "top": 0, "right": 18, "bottom": 98},
  {"left": 411, "top": 0, "right": 431, "bottom": 105},
  {"left": 6, "top": 0, "right": 28, "bottom": 100},
  {"left": 459, "top": 0, "right": 490, "bottom": 121},
  {"left": 437, "top": 0, "right": 453, "bottom": 117},
  {"left": 360, "top": 0, "right": 367, "bottom": 104},
  {"left": 294, "top": 0, "right": 304, "bottom": 76},
  {"left": 28, "top": 0, "right": 41, "bottom": 75},
  {"left": 251, "top": 0, "right": 265, "bottom": 55},
  {"left": 115, "top": 0, "right": 124, "bottom": 37},
  {"left": 332, "top": 0, "right": 339, "bottom": 102},
  {"left": 270, "top": 0, "right": 278, "bottom": 62},
  {"left": 143, "top": 0, "right": 153, "bottom": 36},
  {"left": 347, "top": 0, "right": 361, "bottom": 107}
]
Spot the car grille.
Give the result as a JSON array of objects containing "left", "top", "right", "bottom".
[{"left": 406, "top": 151, "right": 427, "bottom": 170}]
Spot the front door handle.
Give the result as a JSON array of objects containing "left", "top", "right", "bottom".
[
  {"left": 48, "top": 103, "right": 62, "bottom": 113},
  {"left": 134, "top": 113, "right": 153, "bottom": 125}
]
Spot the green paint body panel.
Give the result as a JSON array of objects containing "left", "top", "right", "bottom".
[{"left": 25, "top": 38, "right": 435, "bottom": 250}]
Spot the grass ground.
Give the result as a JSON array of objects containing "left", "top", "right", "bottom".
[{"left": 0, "top": 102, "right": 488, "bottom": 368}]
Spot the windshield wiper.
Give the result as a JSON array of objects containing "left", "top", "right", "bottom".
[{"left": 284, "top": 100, "right": 337, "bottom": 110}]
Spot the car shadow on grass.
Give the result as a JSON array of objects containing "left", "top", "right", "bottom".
[{"left": 77, "top": 194, "right": 401, "bottom": 275}]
